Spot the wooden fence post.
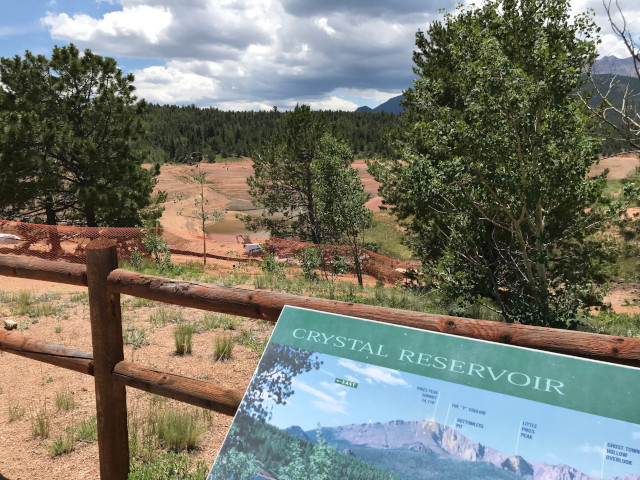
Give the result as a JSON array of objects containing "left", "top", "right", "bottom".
[{"left": 86, "top": 238, "right": 129, "bottom": 479}]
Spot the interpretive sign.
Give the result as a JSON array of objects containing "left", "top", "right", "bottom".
[{"left": 207, "top": 306, "right": 640, "bottom": 480}]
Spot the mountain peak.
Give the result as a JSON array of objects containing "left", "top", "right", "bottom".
[{"left": 356, "top": 95, "right": 405, "bottom": 113}]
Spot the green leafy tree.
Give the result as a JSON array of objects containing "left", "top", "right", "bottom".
[
  {"left": 277, "top": 440, "right": 308, "bottom": 480},
  {"left": 372, "top": 0, "right": 616, "bottom": 327},
  {"left": 208, "top": 446, "right": 258, "bottom": 480},
  {"left": 312, "top": 134, "right": 372, "bottom": 286},
  {"left": 309, "top": 425, "right": 335, "bottom": 480},
  {"left": 0, "top": 44, "right": 157, "bottom": 227}
]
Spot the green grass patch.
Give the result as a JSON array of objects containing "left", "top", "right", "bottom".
[
  {"left": 70, "top": 291, "right": 89, "bottom": 304},
  {"left": 54, "top": 388, "right": 76, "bottom": 411},
  {"left": 579, "top": 311, "right": 640, "bottom": 338},
  {"left": 129, "top": 451, "right": 209, "bottom": 480},
  {"left": 364, "top": 212, "right": 414, "bottom": 261},
  {"left": 119, "top": 257, "right": 215, "bottom": 283},
  {"left": 9, "top": 291, "right": 63, "bottom": 318},
  {"left": 200, "top": 313, "right": 239, "bottom": 331},
  {"left": 602, "top": 178, "right": 623, "bottom": 199},
  {"left": 155, "top": 407, "right": 206, "bottom": 452},
  {"left": 48, "top": 428, "right": 75, "bottom": 457},
  {"left": 150, "top": 308, "right": 185, "bottom": 326},
  {"left": 75, "top": 415, "right": 98, "bottom": 442},
  {"left": 174, "top": 324, "right": 196, "bottom": 355},
  {"left": 122, "top": 296, "right": 158, "bottom": 310},
  {"left": 235, "top": 329, "right": 269, "bottom": 356},
  {"left": 31, "top": 407, "right": 51, "bottom": 439},
  {"left": 212, "top": 335, "right": 234, "bottom": 361},
  {"left": 8, "top": 399, "right": 25, "bottom": 422}
]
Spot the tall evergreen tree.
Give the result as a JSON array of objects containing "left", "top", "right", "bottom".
[{"left": 0, "top": 44, "right": 157, "bottom": 227}]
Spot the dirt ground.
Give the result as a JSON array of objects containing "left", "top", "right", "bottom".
[
  {"left": 153, "top": 158, "right": 383, "bottom": 235},
  {"left": 1, "top": 154, "right": 639, "bottom": 479},
  {"left": 0, "top": 278, "right": 268, "bottom": 480},
  {"left": 588, "top": 153, "right": 640, "bottom": 179}
]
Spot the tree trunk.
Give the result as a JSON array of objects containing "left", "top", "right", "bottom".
[
  {"left": 85, "top": 205, "right": 98, "bottom": 228},
  {"left": 45, "top": 198, "right": 62, "bottom": 254},
  {"left": 353, "top": 245, "right": 363, "bottom": 287}
]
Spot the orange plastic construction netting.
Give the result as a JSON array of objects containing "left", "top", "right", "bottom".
[{"left": 0, "top": 220, "right": 412, "bottom": 282}]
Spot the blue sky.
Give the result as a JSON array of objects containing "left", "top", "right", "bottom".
[
  {"left": 1, "top": 0, "right": 638, "bottom": 111},
  {"left": 263, "top": 351, "right": 640, "bottom": 479}
]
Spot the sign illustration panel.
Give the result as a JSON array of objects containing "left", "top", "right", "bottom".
[{"left": 208, "top": 306, "right": 640, "bottom": 480}]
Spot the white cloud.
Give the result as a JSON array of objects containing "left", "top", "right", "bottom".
[
  {"left": 577, "top": 443, "right": 605, "bottom": 456},
  {"left": 39, "top": 0, "right": 432, "bottom": 107},
  {"left": 308, "top": 96, "right": 358, "bottom": 111},
  {"left": 293, "top": 379, "right": 348, "bottom": 415},
  {"left": 316, "top": 17, "right": 336, "bottom": 36},
  {"left": 132, "top": 65, "right": 217, "bottom": 103},
  {"left": 571, "top": 0, "right": 640, "bottom": 57},
  {"left": 338, "top": 359, "right": 409, "bottom": 386},
  {"left": 43, "top": 5, "right": 172, "bottom": 44},
  {"left": 39, "top": 0, "right": 636, "bottom": 108}
]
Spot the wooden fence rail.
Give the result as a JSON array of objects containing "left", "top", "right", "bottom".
[{"left": 2, "top": 240, "right": 640, "bottom": 478}]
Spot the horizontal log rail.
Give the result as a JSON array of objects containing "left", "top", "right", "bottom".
[
  {"left": 0, "top": 255, "right": 87, "bottom": 286},
  {"left": 112, "top": 361, "right": 243, "bottom": 414},
  {"left": 107, "top": 268, "right": 640, "bottom": 367},
  {"left": 0, "top": 329, "right": 93, "bottom": 375},
  {"left": 0, "top": 329, "right": 243, "bottom": 414}
]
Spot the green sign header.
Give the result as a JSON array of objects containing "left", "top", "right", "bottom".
[{"left": 271, "top": 306, "right": 640, "bottom": 423}]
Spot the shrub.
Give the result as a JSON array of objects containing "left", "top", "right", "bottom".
[
  {"left": 123, "top": 325, "right": 151, "bottom": 350},
  {"left": 258, "top": 253, "right": 286, "bottom": 279},
  {"left": 299, "top": 246, "right": 321, "bottom": 281}
]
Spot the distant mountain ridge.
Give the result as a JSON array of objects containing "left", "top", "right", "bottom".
[
  {"left": 356, "top": 95, "right": 405, "bottom": 114},
  {"left": 593, "top": 55, "right": 638, "bottom": 77},
  {"left": 295, "top": 419, "right": 637, "bottom": 480}
]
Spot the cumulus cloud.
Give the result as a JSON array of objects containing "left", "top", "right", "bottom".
[
  {"left": 38, "top": 0, "right": 638, "bottom": 108},
  {"left": 43, "top": 5, "right": 172, "bottom": 45},
  {"left": 39, "top": 0, "right": 437, "bottom": 107},
  {"left": 132, "top": 65, "right": 217, "bottom": 103}
]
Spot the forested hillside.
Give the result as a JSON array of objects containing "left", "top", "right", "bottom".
[{"left": 137, "top": 104, "right": 401, "bottom": 163}]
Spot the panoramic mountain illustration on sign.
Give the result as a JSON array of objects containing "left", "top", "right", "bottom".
[{"left": 207, "top": 307, "right": 640, "bottom": 480}]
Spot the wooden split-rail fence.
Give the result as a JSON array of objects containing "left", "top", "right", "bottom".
[{"left": 1, "top": 238, "right": 640, "bottom": 479}]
